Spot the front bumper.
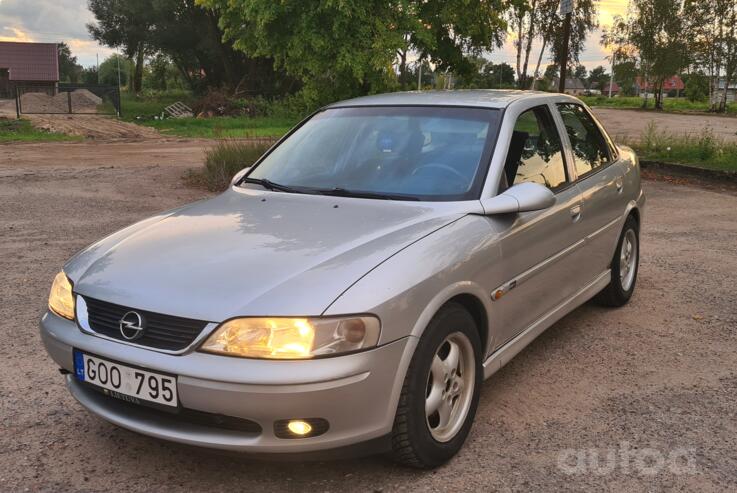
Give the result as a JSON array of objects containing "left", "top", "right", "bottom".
[{"left": 40, "top": 310, "right": 413, "bottom": 454}]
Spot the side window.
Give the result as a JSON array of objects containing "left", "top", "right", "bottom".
[
  {"left": 556, "top": 103, "right": 611, "bottom": 177},
  {"left": 504, "top": 106, "right": 568, "bottom": 191}
]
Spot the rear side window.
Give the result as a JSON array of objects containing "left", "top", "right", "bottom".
[
  {"left": 556, "top": 103, "right": 611, "bottom": 178},
  {"left": 504, "top": 105, "right": 568, "bottom": 191}
]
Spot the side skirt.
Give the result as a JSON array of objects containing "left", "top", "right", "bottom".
[{"left": 482, "top": 269, "right": 611, "bottom": 380}]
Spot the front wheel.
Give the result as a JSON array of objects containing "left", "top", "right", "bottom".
[
  {"left": 595, "top": 215, "right": 640, "bottom": 307},
  {"left": 389, "top": 303, "right": 482, "bottom": 468}
]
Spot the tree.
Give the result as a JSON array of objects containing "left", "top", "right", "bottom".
[
  {"left": 613, "top": 59, "right": 638, "bottom": 96},
  {"left": 684, "top": 73, "right": 709, "bottom": 102},
  {"left": 87, "top": 0, "right": 151, "bottom": 93},
  {"left": 547, "top": 0, "right": 598, "bottom": 80},
  {"left": 628, "top": 0, "right": 687, "bottom": 110},
  {"left": 88, "top": 0, "right": 287, "bottom": 95},
  {"left": 58, "top": 43, "right": 83, "bottom": 83},
  {"left": 486, "top": 62, "right": 516, "bottom": 87},
  {"left": 682, "top": 1, "right": 737, "bottom": 112},
  {"left": 543, "top": 63, "right": 558, "bottom": 81},
  {"left": 573, "top": 65, "right": 587, "bottom": 82},
  {"left": 588, "top": 65, "right": 609, "bottom": 91},
  {"left": 511, "top": 0, "right": 598, "bottom": 90},
  {"left": 81, "top": 67, "right": 99, "bottom": 85},
  {"left": 458, "top": 58, "right": 515, "bottom": 88},
  {"left": 98, "top": 54, "right": 130, "bottom": 87},
  {"left": 201, "top": 0, "right": 510, "bottom": 106},
  {"left": 709, "top": 1, "right": 737, "bottom": 112}
]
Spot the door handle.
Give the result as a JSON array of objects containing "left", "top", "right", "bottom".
[
  {"left": 570, "top": 204, "right": 582, "bottom": 222},
  {"left": 615, "top": 176, "right": 624, "bottom": 193}
]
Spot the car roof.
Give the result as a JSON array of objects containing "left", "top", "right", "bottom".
[{"left": 327, "top": 90, "right": 553, "bottom": 109}]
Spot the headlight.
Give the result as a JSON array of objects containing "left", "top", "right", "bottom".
[
  {"left": 200, "top": 316, "right": 380, "bottom": 359},
  {"left": 48, "top": 271, "right": 75, "bottom": 320}
]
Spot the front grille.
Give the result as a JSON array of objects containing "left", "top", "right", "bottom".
[{"left": 83, "top": 296, "right": 210, "bottom": 351}]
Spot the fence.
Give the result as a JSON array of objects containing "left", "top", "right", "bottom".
[{"left": 15, "top": 84, "right": 121, "bottom": 117}]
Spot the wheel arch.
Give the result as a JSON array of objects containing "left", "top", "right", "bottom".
[
  {"left": 408, "top": 282, "right": 493, "bottom": 356},
  {"left": 445, "top": 293, "right": 489, "bottom": 354},
  {"left": 628, "top": 206, "right": 640, "bottom": 229}
]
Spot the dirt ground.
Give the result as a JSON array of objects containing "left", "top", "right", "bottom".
[
  {"left": 591, "top": 108, "right": 737, "bottom": 143},
  {"left": 19, "top": 90, "right": 102, "bottom": 115},
  {"left": 1, "top": 140, "right": 736, "bottom": 492},
  {"left": 0, "top": 98, "right": 159, "bottom": 140},
  {"left": 22, "top": 114, "right": 162, "bottom": 140}
]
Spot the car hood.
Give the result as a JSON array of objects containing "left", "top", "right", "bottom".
[{"left": 65, "top": 188, "right": 475, "bottom": 322}]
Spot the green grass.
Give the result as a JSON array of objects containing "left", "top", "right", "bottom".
[
  {"left": 120, "top": 91, "right": 297, "bottom": 139},
  {"left": 624, "top": 122, "right": 737, "bottom": 172},
  {"left": 580, "top": 96, "right": 737, "bottom": 115},
  {"left": 140, "top": 115, "right": 297, "bottom": 139},
  {"left": 0, "top": 118, "right": 81, "bottom": 143}
]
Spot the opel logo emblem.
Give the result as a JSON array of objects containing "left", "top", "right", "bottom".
[{"left": 119, "top": 311, "right": 145, "bottom": 341}]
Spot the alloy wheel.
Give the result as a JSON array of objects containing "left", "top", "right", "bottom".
[
  {"left": 620, "top": 229, "right": 638, "bottom": 291},
  {"left": 424, "top": 332, "right": 476, "bottom": 443}
]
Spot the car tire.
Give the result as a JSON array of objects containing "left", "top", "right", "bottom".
[
  {"left": 389, "top": 302, "right": 482, "bottom": 468},
  {"left": 595, "top": 215, "right": 640, "bottom": 307}
]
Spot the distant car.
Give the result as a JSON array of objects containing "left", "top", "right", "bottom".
[{"left": 41, "top": 90, "right": 644, "bottom": 468}]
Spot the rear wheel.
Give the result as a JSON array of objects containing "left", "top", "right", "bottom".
[
  {"left": 390, "top": 303, "right": 482, "bottom": 468},
  {"left": 595, "top": 215, "right": 639, "bottom": 307}
]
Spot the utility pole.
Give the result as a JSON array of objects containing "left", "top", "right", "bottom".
[
  {"left": 96, "top": 53, "right": 100, "bottom": 84},
  {"left": 116, "top": 53, "right": 122, "bottom": 90},
  {"left": 608, "top": 52, "right": 616, "bottom": 98},
  {"left": 558, "top": 0, "right": 573, "bottom": 94},
  {"left": 116, "top": 53, "right": 122, "bottom": 118},
  {"left": 417, "top": 60, "right": 422, "bottom": 91}
]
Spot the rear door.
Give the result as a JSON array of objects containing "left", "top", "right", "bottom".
[
  {"left": 554, "top": 103, "right": 627, "bottom": 283},
  {"left": 490, "top": 104, "right": 586, "bottom": 348}
]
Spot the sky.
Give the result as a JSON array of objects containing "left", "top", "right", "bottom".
[{"left": 0, "top": 0, "right": 629, "bottom": 73}]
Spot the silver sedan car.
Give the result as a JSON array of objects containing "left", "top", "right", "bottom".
[{"left": 41, "top": 90, "right": 644, "bottom": 468}]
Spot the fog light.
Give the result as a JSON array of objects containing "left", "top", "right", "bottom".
[
  {"left": 287, "top": 420, "right": 312, "bottom": 436},
  {"left": 274, "top": 418, "right": 329, "bottom": 439}
]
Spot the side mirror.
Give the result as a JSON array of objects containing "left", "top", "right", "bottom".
[
  {"left": 230, "top": 168, "right": 250, "bottom": 187},
  {"left": 480, "top": 182, "right": 556, "bottom": 215}
]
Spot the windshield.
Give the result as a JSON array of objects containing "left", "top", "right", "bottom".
[{"left": 245, "top": 106, "right": 501, "bottom": 201}]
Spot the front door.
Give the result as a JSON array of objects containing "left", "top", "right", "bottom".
[
  {"left": 489, "top": 104, "right": 586, "bottom": 349},
  {"left": 554, "top": 103, "right": 627, "bottom": 283}
]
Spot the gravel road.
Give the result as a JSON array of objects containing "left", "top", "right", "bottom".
[
  {"left": 1, "top": 152, "right": 736, "bottom": 492},
  {"left": 591, "top": 108, "right": 737, "bottom": 143}
]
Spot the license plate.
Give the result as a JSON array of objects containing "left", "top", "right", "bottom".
[{"left": 73, "top": 351, "right": 178, "bottom": 407}]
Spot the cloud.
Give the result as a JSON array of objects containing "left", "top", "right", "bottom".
[{"left": 0, "top": 0, "right": 114, "bottom": 66}]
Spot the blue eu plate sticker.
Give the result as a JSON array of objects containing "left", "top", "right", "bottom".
[{"left": 73, "top": 350, "right": 85, "bottom": 381}]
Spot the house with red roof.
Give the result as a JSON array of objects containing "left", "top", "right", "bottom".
[
  {"left": 596, "top": 80, "right": 620, "bottom": 96},
  {"left": 634, "top": 75, "right": 685, "bottom": 96},
  {"left": 0, "top": 41, "right": 59, "bottom": 99}
]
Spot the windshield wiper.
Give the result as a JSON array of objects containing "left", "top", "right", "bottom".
[
  {"left": 241, "top": 177, "right": 303, "bottom": 194},
  {"left": 315, "top": 187, "right": 420, "bottom": 201}
]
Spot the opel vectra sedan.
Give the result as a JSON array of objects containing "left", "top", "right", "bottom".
[{"left": 41, "top": 90, "right": 644, "bottom": 468}]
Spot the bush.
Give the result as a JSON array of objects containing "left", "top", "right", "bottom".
[
  {"left": 192, "top": 89, "right": 243, "bottom": 117},
  {"left": 695, "top": 128, "right": 718, "bottom": 161},
  {"left": 685, "top": 74, "right": 709, "bottom": 103},
  {"left": 197, "top": 140, "right": 273, "bottom": 191}
]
